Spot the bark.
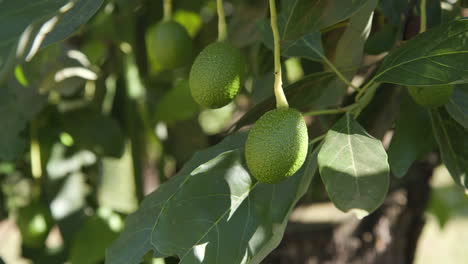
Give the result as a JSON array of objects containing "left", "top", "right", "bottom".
[{"left": 264, "top": 159, "right": 435, "bottom": 264}]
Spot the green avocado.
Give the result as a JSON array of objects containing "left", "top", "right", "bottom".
[
  {"left": 189, "top": 42, "right": 245, "bottom": 109},
  {"left": 407, "top": 85, "right": 454, "bottom": 108},
  {"left": 245, "top": 108, "right": 309, "bottom": 184},
  {"left": 146, "top": 21, "right": 192, "bottom": 69}
]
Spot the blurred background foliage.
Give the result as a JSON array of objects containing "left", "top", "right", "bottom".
[{"left": 0, "top": 0, "right": 467, "bottom": 263}]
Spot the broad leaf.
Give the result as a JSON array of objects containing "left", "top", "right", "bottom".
[
  {"left": 259, "top": 20, "right": 324, "bottom": 61},
  {"left": 70, "top": 216, "right": 118, "bottom": 264},
  {"left": 62, "top": 111, "right": 125, "bottom": 158},
  {"left": 0, "top": 0, "right": 102, "bottom": 69},
  {"left": 280, "top": 0, "right": 370, "bottom": 40},
  {"left": 259, "top": 0, "right": 372, "bottom": 60},
  {"left": 106, "top": 133, "right": 319, "bottom": 264},
  {"left": 445, "top": 84, "right": 468, "bottom": 130},
  {"left": 388, "top": 94, "right": 436, "bottom": 177},
  {"left": 42, "top": 0, "right": 104, "bottom": 48},
  {"left": 430, "top": 109, "right": 468, "bottom": 189},
  {"left": 0, "top": 80, "right": 46, "bottom": 160},
  {"left": 375, "top": 19, "right": 468, "bottom": 86},
  {"left": 315, "top": 0, "right": 377, "bottom": 108},
  {"left": 378, "top": 0, "right": 410, "bottom": 25},
  {"left": 318, "top": 114, "right": 390, "bottom": 217}
]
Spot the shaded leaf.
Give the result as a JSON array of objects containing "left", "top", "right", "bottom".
[
  {"left": 259, "top": 19, "right": 324, "bottom": 61},
  {"left": 445, "top": 84, "right": 468, "bottom": 130},
  {"left": 106, "top": 133, "right": 319, "bottom": 264},
  {"left": 0, "top": 0, "right": 102, "bottom": 69},
  {"left": 316, "top": 0, "right": 377, "bottom": 108},
  {"left": 70, "top": 216, "right": 118, "bottom": 264},
  {"left": 62, "top": 111, "right": 125, "bottom": 158},
  {"left": 318, "top": 114, "right": 390, "bottom": 217},
  {"left": 42, "top": 0, "right": 104, "bottom": 48},
  {"left": 388, "top": 94, "right": 436, "bottom": 177},
  {"left": 375, "top": 19, "right": 468, "bottom": 86},
  {"left": 280, "top": 0, "right": 370, "bottom": 40},
  {"left": 430, "top": 108, "right": 468, "bottom": 189},
  {"left": 0, "top": 80, "right": 46, "bottom": 160},
  {"left": 378, "top": 0, "right": 410, "bottom": 25}
]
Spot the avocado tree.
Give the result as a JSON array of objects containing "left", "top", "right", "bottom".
[{"left": 0, "top": 0, "right": 467, "bottom": 263}]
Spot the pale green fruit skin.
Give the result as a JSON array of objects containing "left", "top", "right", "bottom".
[
  {"left": 245, "top": 108, "right": 309, "bottom": 184},
  {"left": 147, "top": 21, "right": 192, "bottom": 69},
  {"left": 407, "top": 85, "right": 454, "bottom": 108},
  {"left": 189, "top": 42, "right": 245, "bottom": 109}
]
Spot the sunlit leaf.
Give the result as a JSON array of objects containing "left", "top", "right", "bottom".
[
  {"left": 106, "top": 133, "right": 319, "bottom": 264},
  {"left": 318, "top": 114, "right": 390, "bottom": 217}
]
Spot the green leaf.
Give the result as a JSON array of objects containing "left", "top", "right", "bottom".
[
  {"left": 70, "top": 216, "right": 118, "bottom": 264},
  {"left": 364, "top": 23, "right": 399, "bottom": 55},
  {"left": 280, "top": 0, "right": 370, "bottom": 40},
  {"left": 259, "top": 0, "right": 373, "bottom": 61},
  {"left": 378, "top": 0, "right": 410, "bottom": 25},
  {"left": 42, "top": 0, "right": 104, "bottom": 48},
  {"left": 106, "top": 133, "right": 319, "bottom": 264},
  {"left": 430, "top": 109, "right": 468, "bottom": 189},
  {"left": 445, "top": 84, "right": 468, "bottom": 130},
  {"left": 316, "top": 0, "right": 377, "bottom": 108},
  {"left": 318, "top": 114, "right": 390, "bottom": 217},
  {"left": 62, "top": 111, "right": 125, "bottom": 158},
  {"left": 0, "top": 80, "right": 46, "bottom": 160},
  {"left": 155, "top": 80, "right": 199, "bottom": 123},
  {"left": 259, "top": 19, "right": 324, "bottom": 61},
  {"left": 0, "top": 0, "right": 102, "bottom": 69},
  {"left": 388, "top": 94, "right": 436, "bottom": 177},
  {"left": 98, "top": 143, "right": 138, "bottom": 214},
  {"left": 375, "top": 19, "right": 468, "bottom": 86}
]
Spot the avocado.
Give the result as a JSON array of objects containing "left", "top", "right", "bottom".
[
  {"left": 146, "top": 21, "right": 192, "bottom": 69},
  {"left": 189, "top": 42, "right": 245, "bottom": 109},
  {"left": 407, "top": 85, "right": 454, "bottom": 108},
  {"left": 245, "top": 108, "right": 309, "bottom": 184}
]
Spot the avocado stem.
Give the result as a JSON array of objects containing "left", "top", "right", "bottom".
[
  {"left": 163, "top": 0, "right": 172, "bottom": 21},
  {"left": 217, "top": 0, "right": 228, "bottom": 41},
  {"left": 419, "top": 0, "right": 427, "bottom": 33},
  {"left": 269, "top": 0, "right": 289, "bottom": 108}
]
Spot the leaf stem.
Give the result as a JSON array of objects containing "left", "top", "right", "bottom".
[
  {"left": 30, "top": 119, "right": 42, "bottom": 180},
  {"left": 217, "top": 0, "right": 228, "bottom": 41},
  {"left": 321, "top": 55, "right": 360, "bottom": 91},
  {"left": 163, "top": 0, "right": 172, "bottom": 21},
  {"left": 303, "top": 104, "right": 358, "bottom": 117},
  {"left": 355, "top": 76, "right": 377, "bottom": 101},
  {"left": 269, "top": 0, "right": 289, "bottom": 108},
  {"left": 309, "top": 134, "right": 326, "bottom": 146},
  {"left": 420, "top": 0, "right": 427, "bottom": 33}
]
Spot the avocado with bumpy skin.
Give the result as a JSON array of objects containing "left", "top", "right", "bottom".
[
  {"left": 146, "top": 21, "right": 192, "bottom": 69},
  {"left": 189, "top": 42, "right": 245, "bottom": 109},
  {"left": 245, "top": 108, "right": 309, "bottom": 184},
  {"left": 407, "top": 85, "right": 454, "bottom": 108}
]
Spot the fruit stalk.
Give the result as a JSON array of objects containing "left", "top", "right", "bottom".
[
  {"left": 217, "top": 0, "right": 228, "bottom": 41},
  {"left": 269, "top": 0, "right": 289, "bottom": 108},
  {"left": 163, "top": 0, "right": 172, "bottom": 21},
  {"left": 30, "top": 119, "right": 42, "bottom": 180},
  {"left": 420, "top": 0, "right": 427, "bottom": 33}
]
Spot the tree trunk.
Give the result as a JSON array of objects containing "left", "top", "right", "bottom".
[{"left": 264, "top": 159, "right": 435, "bottom": 264}]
